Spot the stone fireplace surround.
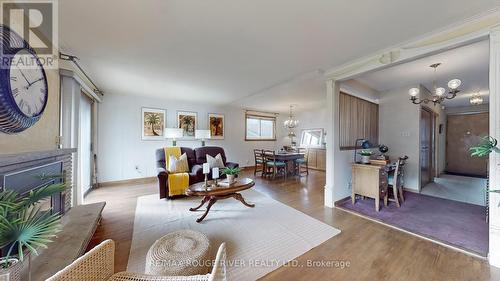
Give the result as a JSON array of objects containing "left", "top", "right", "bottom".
[{"left": 0, "top": 149, "right": 105, "bottom": 281}]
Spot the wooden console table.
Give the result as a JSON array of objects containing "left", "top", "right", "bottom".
[{"left": 351, "top": 163, "right": 392, "bottom": 211}]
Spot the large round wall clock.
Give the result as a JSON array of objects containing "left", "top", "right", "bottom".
[{"left": 0, "top": 25, "right": 49, "bottom": 134}]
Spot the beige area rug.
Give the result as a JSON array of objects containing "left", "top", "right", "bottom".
[{"left": 127, "top": 189, "right": 341, "bottom": 280}]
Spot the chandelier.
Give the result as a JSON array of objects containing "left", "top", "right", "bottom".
[
  {"left": 408, "top": 63, "right": 461, "bottom": 105},
  {"left": 470, "top": 92, "right": 484, "bottom": 105},
  {"left": 284, "top": 105, "right": 299, "bottom": 129}
]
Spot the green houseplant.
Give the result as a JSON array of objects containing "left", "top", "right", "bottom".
[
  {"left": 358, "top": 150, "right": 373, "bottom": 164},
  {"left": 222, "top": 167, "right": 241, "bottom": 184},
  {"left": 470, "top": 136, "right": 500, "bottom": 199},
  {"left": 0, "top": 182, "right": 66, "bottom": 281}
]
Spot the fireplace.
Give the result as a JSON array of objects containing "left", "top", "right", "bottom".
[{"left": 1, "top": 161, "right": 65, "bottom": 215}]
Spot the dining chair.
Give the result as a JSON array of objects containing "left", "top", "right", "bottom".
[
  {"left": 253, "top": 149, "right": 265, "bottom": 176},
  {"left": 263, "top": 150, "right": 287, "bottom": 180},
  {"left": 295, "top": 148, "right": 309, "bottom": 177},
  {"left": 387, "top": 155, "right": 408, "bottom": 207}
]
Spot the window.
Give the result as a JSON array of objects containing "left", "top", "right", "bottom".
[
  {"left": 339, "top": 92, "right": 379, "bottom": 150},
  {"left": 245, "top": 112, "right": 276, "bottom": 141}
]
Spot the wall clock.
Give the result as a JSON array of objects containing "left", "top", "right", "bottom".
[{"left": 0, "top": 25, "right": 49, "bottom": 134}]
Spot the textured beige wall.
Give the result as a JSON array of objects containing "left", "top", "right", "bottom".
[{"left": 0, "top": 68, "right": 60, "bottom": 154}]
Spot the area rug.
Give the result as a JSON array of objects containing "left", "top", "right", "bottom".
[
  {"left": 127, "top": 189, "right": 341, "bottom": 280},
  {"left": 337, "top": 192, "right": 488, "bottom": 256}
]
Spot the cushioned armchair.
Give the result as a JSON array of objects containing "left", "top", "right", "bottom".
[
  {"left": 156, "top": 147, "right": 204, "bottom": 199},
  {"left": 46, "top": 239, "right": 227, "bottom": 281}
]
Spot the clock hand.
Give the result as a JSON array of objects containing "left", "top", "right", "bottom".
[
  {"left": 18, "top": 68, "right": 31, "bottom": 86},
  {"left": 27, "top": 77, "right": 44, "bottom": 88}
]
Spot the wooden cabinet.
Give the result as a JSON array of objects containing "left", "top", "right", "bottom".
[
  {"left": 306, "top": 148, "right": 326, "bottom": 171},
  {"left": 351, "top": 163, "right": 388, "bottom": 212}
]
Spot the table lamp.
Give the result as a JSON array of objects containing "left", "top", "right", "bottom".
[
  {"left": 195, "top": 129, "right": 211, "bottom": 146},
  {"left": 164, "top": 128, "right": 183, "bottom": 146}
]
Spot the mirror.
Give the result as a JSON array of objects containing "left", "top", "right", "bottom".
[{"left": 300, "top": 128, "right": 324, "bottom": 148}]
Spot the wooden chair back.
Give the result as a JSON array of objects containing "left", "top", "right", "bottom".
[
  {"left": 297, "top": 147, "right": 308, "bottom": 160},
  {"left": 263, "top": 149, "right": 277, "bottom": 163},
  {"left": 254, "top": 149, "right": 264, "bottom": 164},
  {"left": 393, "top": 156, "right": 408, "bottom": 188}
]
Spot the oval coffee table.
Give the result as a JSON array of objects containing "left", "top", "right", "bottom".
[{"left": 186, "top": 177, "right": 255, "bottom": 223}]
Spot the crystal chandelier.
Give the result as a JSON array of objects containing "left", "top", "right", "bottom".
[
  {"left": 408, "top": 63, "right": 461, "bottom": 105},
  {"left": 284, "top": 105, "right": 299, "bottom": 129},
  {"left": 470, "top": 92, "right": 484, "bottom": 105}
]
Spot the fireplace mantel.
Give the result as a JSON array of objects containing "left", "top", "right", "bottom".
[{"left": 0, "top": 148, "right": 76, "bottom": 169}]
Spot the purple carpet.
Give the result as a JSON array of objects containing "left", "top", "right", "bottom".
[{"left": 337, "top": 192, "right": 488, "bottom": 256}]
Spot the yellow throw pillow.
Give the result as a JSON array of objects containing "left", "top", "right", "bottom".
[{"left": 168, "top": 153, "right": 189, "bottom": 173}]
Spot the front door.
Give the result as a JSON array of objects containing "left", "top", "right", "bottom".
[
  {"left": 446, "top": 112, "right": 489, "bottom": 177},
  {"left": 420, "top": 107, "right": 434, "bottom": 189}
]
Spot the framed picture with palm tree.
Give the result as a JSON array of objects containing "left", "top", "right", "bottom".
[
  {"left": 142, "top": 107, "right": 166, "bottom": 140},
  {"left": 209, "top": 113, "right": 224, "bottom": 139},
  {"left": 177, "top": 111, "right": 197, "bottom": 138}
]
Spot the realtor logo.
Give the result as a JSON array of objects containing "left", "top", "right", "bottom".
[{"left": 1, "top": 0, "right": 58, "bottom": 68}]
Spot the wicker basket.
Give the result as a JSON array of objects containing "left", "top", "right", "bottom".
[{"left": 0, "top": 258, "right": 22, "bottom": 281}]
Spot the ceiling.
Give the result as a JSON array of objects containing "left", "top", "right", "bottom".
[
  {"left": 58, "top": 0, "right": 500, "bottom": 109},
  {"left": 356, "top": 40, "right": 490, "bottom": 108}
]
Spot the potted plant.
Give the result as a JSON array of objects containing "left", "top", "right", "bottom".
[
  {"left": 358, "top": 150, "right": 373, "bottom": 164},
  {"left": 222, "top": 167, "right": 241, "bottom": 184},
  {"left": 0, "top": 182, "right": 66, "bottom": 281},
  {"left": 470, "top": 136, "right": 500, "bottom": 205}
]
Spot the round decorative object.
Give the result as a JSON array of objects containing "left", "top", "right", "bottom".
[
  {"left": 145, "top": 230, "right": 210, "bottom": 276},
  {"left": 378, "top": 145, "right": 389, "bottom": 154},
  {"left": 0, "top": 25, "right": 49, "bottom": 134}
]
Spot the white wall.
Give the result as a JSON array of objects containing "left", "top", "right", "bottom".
[
  {"left": 378, "top": 84, "right": 446, "bottom": 191},
  {"left": 97, "top": 92, "right": 288, "bottom": 182},
  {"left": 292, "top": 107, "right": 328, "bottom": 147}
]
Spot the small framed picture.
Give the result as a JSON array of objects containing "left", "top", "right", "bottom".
[
  {"left": 142, "top": 107, "right": 166, "bottom": 140},
  {"left": 177, "top": 111, "right": 197, "bottom": 138},
  {"left": 208, "top": 113, "right": 224, "bottom": 139}
]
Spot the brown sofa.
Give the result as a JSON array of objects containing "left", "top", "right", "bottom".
[{"left": 155, "top": 146, "right": 239, "bottom": 199}]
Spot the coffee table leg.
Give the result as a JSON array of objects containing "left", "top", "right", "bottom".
[
  {"left": 233, "top": 193, "right": 255, "bottom": 208},
  {"left": 190, "top": 196, "right": 209, "bottom": 211},
  {"left": 196, "top": 198, "right": 216, "bottom": 223}
]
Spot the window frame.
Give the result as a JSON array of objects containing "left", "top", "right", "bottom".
[{"left": 245, "top": 113, "right": 277, "bottom": 141}]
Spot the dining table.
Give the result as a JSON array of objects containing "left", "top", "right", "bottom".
[{"left": 264, "top": 151, "right": 305, "bottom": 177}]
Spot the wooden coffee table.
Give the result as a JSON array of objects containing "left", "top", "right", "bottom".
[{"left": 186, "top": 178, "right": 255, "bottom": 223}]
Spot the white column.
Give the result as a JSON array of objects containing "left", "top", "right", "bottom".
[
  {"left": 489, "top": 26, "right": 500, "bottom": 268},
  {"left": 325, "top": 79, "right": 340, "bottom": 208}
]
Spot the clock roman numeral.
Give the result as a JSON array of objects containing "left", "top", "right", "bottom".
[
  {"left": 10, "top": 76, "right": 17, "bottom": 81},
  {"left": 12, "top": 88, "right": 19, "bottom": 98}
]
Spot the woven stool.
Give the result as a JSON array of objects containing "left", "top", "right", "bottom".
[{"left": 145, "top": 230, "right": 210, "bottom": 276}]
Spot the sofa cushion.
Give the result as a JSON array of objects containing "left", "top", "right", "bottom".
[
  {"left": 206, "top": 153, "right": 225, "bottom": 169},
  {"left": 167, "top": 153, "right": 189, "bottom": 173},
  {"left": 194, "top": 146, "right": 227, "bottom": 165},
  {"left": 156, "top": 147, "right": 196, "bottom": 170}
]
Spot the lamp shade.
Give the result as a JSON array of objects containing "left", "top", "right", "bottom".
[
  {"left": 164, "top": 128, "right": 183, "bottom": 139},
  {"left": 195, "top": 129, "right": 211, "bottom": 139}
]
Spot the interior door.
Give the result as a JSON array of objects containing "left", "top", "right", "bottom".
[
  {"left": 420, "top": 108, "right": 434, "bottom": 188},
  {"left": 446, "top": 112, "right": 489, "bottom": 177},
  {"left": 79, "top": 93, "right": 93, "bottom": 198}
]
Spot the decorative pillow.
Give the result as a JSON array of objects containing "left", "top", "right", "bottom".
[
  {"left": 168, "top": 153, "right": 189, "bottom": 173},
  {"left": 206, "top": 153, "right": 225, "bottom": 169}
]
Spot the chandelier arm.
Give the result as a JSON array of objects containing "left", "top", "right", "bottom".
[{"left": 410, "top": 98, "right": 425, "bottom": 105}]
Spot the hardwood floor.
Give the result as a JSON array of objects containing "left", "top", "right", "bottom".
[{"left": 85, "top": 170, "right": 500, "bottom": 280}]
